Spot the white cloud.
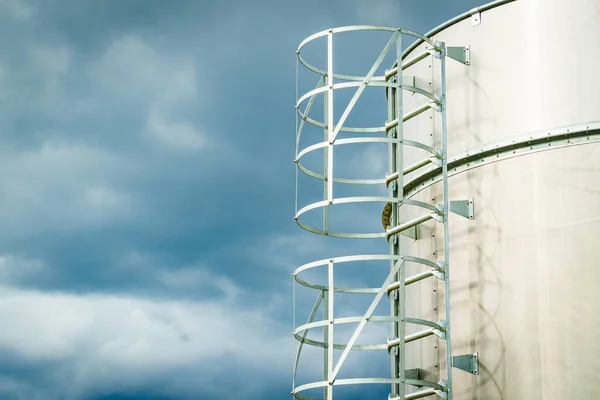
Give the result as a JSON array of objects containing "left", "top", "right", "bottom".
[
  {"left": 91, "top": 34, "right": 209, "bottom": 152},
  {"left": 0, "top": 254, "right": 45, "bottom": 285},
  {"left": 31, "top": 45, "right": 70, "bottom": 80},
  {"left": 121, "top": 251, "right": 240, "bottom": 300},
  {"left": 0, "top": 64, "right": 8, "bottom": 101},
  {"left": 0, "top": 0, "right": 36, "bottom": 21},
  {"left": 0, "top": 282, "right": 291, "bottom": 399},
  {"left": 94, "top": 34, "right": 198, "bottom": 107},
  {"left": 156, "top": 267, "right": 239, "bottom": 298},
  {"left": 147, "top": 110, "right": 207, "bottom": 151},
  {"left": 83, "top": 184, "right": 135, "bottom": 221},
  {"left": 0, "top": 143, "right": 139, "bottom": 233}
]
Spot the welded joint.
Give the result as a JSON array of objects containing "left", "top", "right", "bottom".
[
  {"left": 385, "top": 118, "right": 399, "bottom": 134},
  {"left": 389, "top": 380, "right": 448, "bottom": 400},
  {"left": 432, "top": 320, "right": 447, "bottom": 340},
  {"left": 431, "top": 319, "right": 448, "bottom": 341},
  {"left": 436, "top": 260, "right": 446, "bottom": 273},
  {"left": 431, "top": 206, "right": 445, "bottom": 223},
  {"left": 426, "top": 42, "right": 443, "bottom": 59},
  {"left": 436, "top": 380, "right": 449, "bottom": 399},
  {"left": 431, "top": 269, "right": 445, "bottom": 281},
  {"left": 428, "top": 97, "right": 442, "bottom": 113},
  {"left": 385, "top": 171, "right": 399, "bottom": 187},
  {"left": 387, "top": 337, "right": 402, "bottom": 352},
  {"left": 386, "top": 336, "right": 399, "bottom": 355},
  {"left": 429, "top": 148, "right": 443, "bottom": 166}
]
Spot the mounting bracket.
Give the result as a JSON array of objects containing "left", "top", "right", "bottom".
[
  {"left": 447, "top": 46, "right": 470, "bottom": 65},
  {"left": 470, "top": 8, "right": 481, "bottom": 26},
  {"left": 452, "top": 352, "right": 479, "bottom": 375},
  {"left": 449, "top": 199, "right": 475, "bottom": 219}
]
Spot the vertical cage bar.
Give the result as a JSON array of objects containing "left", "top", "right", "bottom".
[
  {"left": 395, "top": 31, "right": 406, "bottom": 400},
  {"left": 323, "top": 278, "right": 329, "bottom": 399},
  {"left": 295, "top": 57, "right": 299, "bottom": 216},
  {"left": 387, "top": 70, "right": 397, "bottom": 397},
  {"left": 387, "top": 67, "right": 399, "bottom": 400},
  {"left": 327, "top": 260, "right": 335, "bottom": 400},
  {"left": 323, "top": 90, "right": 329, "bottom": 232},
  {"left": 440, "top": 42, "right": 453, "bottom": 400},
  {"left": 326, "top": 31, "right": 334, "bottom": 205},
  {"left": 292, "top": 273, "right": 296, "bottom": 394}
]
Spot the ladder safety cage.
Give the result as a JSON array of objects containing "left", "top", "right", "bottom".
[{"left": 293, "top": 25, "right": 475, "bottom": 400}]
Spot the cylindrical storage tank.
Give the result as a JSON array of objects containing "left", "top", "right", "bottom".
[{"left": 405, "top": 0, "right": 600, "bottom": 398}]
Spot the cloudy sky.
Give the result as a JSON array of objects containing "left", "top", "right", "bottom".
[{"left": 0, "top": 0, "right": 483, "bottom": 399}]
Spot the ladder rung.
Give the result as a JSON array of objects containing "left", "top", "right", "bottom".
[
  {"left": 405, "top": 328, "right": 435, "bottom": 343},
  {"left": 406, "top": 388, "right": 438, "bottom": 400},
  {"left": 403, "top": 158, "right": 433, "bottom": 175},
  {"left": 402, "top": 50, "right": 432, "bottom": 71},
  {"left": 386, "top": 214, "right": 433, "bottom": 238},
  {"left": 385, "top": 103, "right": 434, "bottom": 134},
  {"left": 388, "top": 327, "right": 442, "bottom": 351},
  {"left": 387, "top": 270, "right": 439, "bottom": 295},
  {"left": 403, "top": 103, "right": 433, "bottom": 123},
  {"left": 386, "top": 156, "right": 437, "bottom": 187},
  {"left": 389, "top": 388, "right": 438, "bottom": 400},
  {"left": 385, "top": 50, "right": 432, "bottom": 81}
]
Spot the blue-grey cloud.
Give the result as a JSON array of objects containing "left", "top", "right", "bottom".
[{"left": 0, "top": 0, "right": 484, "bottom": 398}]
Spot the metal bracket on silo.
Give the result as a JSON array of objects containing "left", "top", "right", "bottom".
[
  {"left": 452, "top": 352, "right": 479, "bottom": 375},
  {"left": 470, "top": 7, "right": 481, "bottom": 26},
  {"left": 447, "top": 46, "right": 470, "bottom": 65},
  {"left": 449, "top": 199, "right": 475, "bottom": 219}
]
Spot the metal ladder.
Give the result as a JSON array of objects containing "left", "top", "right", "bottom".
[
  {"left": 292, "top": 26, "right": 477, "bottom": 400},
  {"left": 384, "top": 42, "right": 475, "bottom": 400}
]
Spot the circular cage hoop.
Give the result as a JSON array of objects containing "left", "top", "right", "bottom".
[
  {"left": 292, "top": 253, "right": 447, "bottom": 398},
  {"left": 295, "top": 196, "right": 397, "bottom": 238},
  {"left": 293, "top": 377, "right": 444, "bottom": 400},
  {"left": 295, "top": 195, "right": 443, "bottom": 238},
  {"left": 294, "top": 254, "right": 400, "bottom": 292},
  {"left": 293, "top": 254, "right": 446, "bottom": 340},
  {"left": 295, "top": 136, "right": 395, "bottom": 185},
  {"left": 294, "top": 254, "right": 443, "bottom": 291},
  {"left": 296, "top": 25, "right": 438, "bottom": 82},
  {"left": 295, "top": 82, "right": 438, "bottom": 134},
  {"left": 295, "top": 136, "right": 440, "bottom": 186},
  {"left": 294, "top": 26, "right": 446, "bottom": 239}
]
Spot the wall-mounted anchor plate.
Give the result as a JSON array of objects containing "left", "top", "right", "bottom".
[
  {"left": 447, "top": 46, "right": 470, "bottom": 65},
  {"left": 449, "top": 199, "right": 475, "bottom": 219},
  {"left": 470, "top": 8, "right": 481, "bottom": 26},
  {"left": 452, "top": 352, "right": 479, "bottom": 375}
]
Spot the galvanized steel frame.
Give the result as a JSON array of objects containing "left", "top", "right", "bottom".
[{"left": 293, "top": 25, "right": 461, "bottom": 400}]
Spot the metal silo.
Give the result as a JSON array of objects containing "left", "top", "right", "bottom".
[{"left": 293, "top": 0, "right": 600, "bottom": 399}]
